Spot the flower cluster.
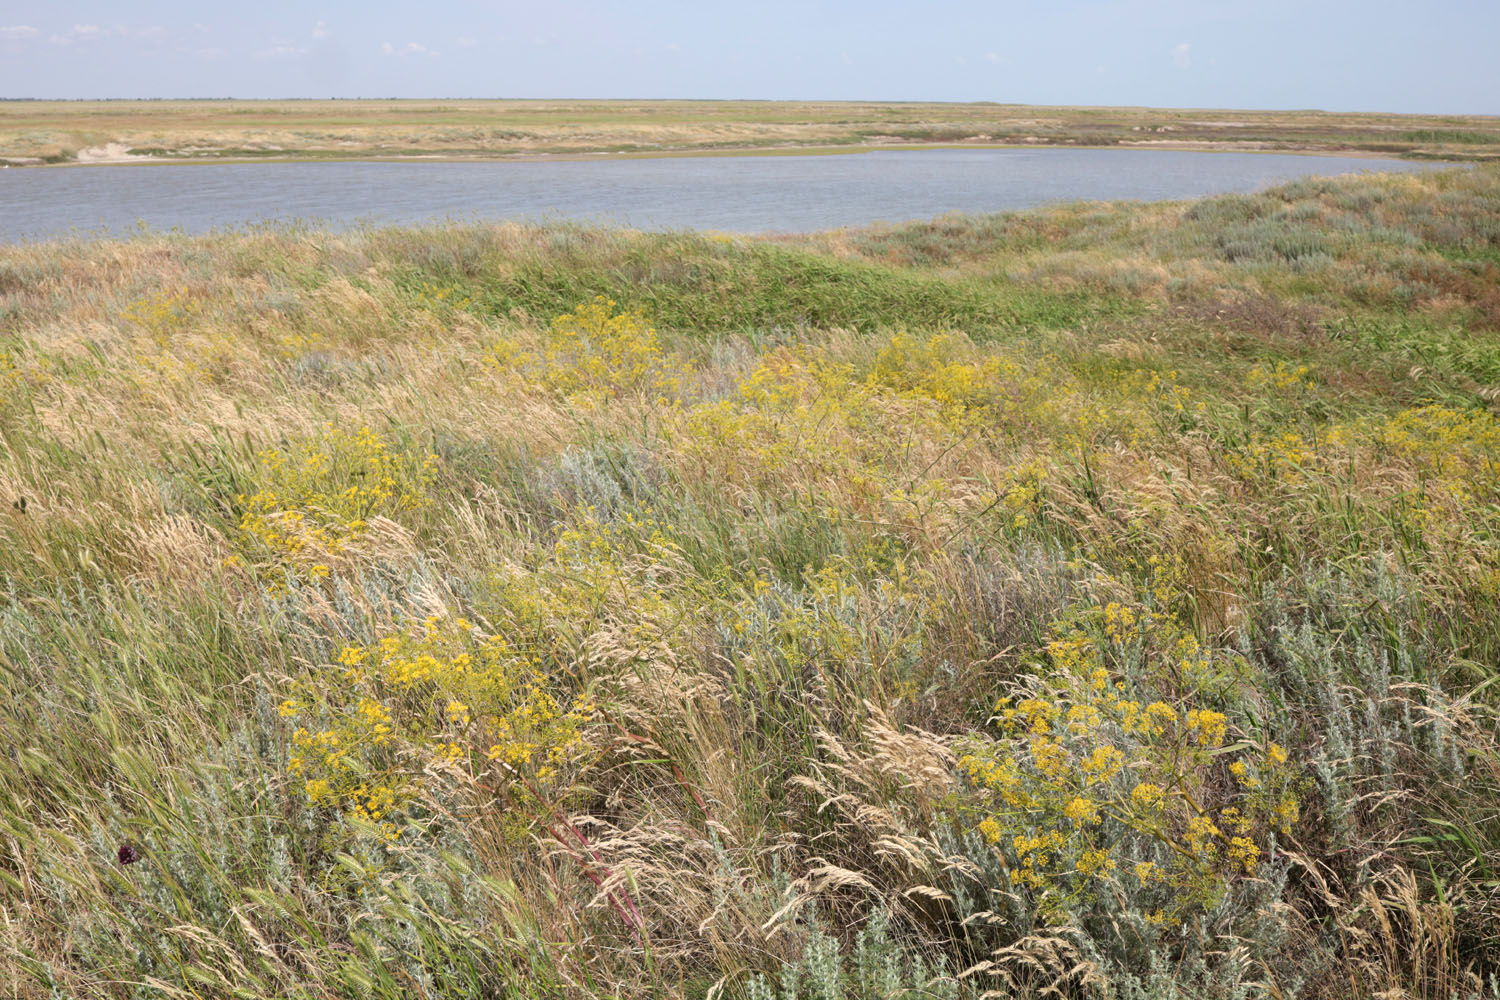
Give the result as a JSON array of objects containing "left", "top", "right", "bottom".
[
  {"left": 958, "top": 601, "right": 1300, "bottom": 924},
  {"left": 1245, "top": 360, "right": 1316, "bottom": 393},
  {"left": 121, "top": 289, "right": 200, "bottom": 347},
  {"left": 283, "top": 615, "right": 593, "bottom": 839},
  {"left": 236, "top": 425, "right": 435, "bottom": 570},
  {"left": 486, "top": 297, "right": 685, "bottom": 401}
]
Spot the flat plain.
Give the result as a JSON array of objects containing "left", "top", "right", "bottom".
[{"left": 3, "top": 98, "right": 1500, "bottom": 164}]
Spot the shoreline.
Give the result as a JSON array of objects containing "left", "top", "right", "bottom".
[{"left": 3, "top": 139, "right": 1478, "bottom": 169}]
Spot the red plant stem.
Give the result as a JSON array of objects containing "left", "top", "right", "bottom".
[{"left": 517, "top": 770, "right": 645, "bottom": 937}]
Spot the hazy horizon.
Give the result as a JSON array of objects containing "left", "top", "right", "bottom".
[
  {"left": 2, "top": 97, "right": 1497, "bottom": 118},
  {"left": 2, "top": 1, "right": 1498, "bottom": 115}
]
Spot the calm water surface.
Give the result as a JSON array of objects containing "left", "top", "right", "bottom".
[{"left": 0, "top": 148, "right": 1452, "bottom": 242}]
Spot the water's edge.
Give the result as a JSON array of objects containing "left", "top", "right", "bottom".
[{"left": 0, "top": 146, "right": 1455, "bottom": 243}]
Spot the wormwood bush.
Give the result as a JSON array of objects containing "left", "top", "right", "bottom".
[
  {"left": 957, "top": 600, "right": 1300, "bottom": 928},
  {"left": 745, "top": 910, "right": 963, "bottom": 1000},
  {"left": 1249, "top": 562, "right": 1470, "bottom": 824},
  {"left": 281, "top": 615, "right": 593, "bottom": 841},
  {"left": 236, "top": 425, "right": 436, "bottom": 571},
  {"left": 550, "top": 441, "right": 659, "bottom": 518},
  {"left": 715, "top": 561, "right": 931, "bottom": 715},
  {"left": 1215, "top": 219, "right": 1333, "bottom": 264},
  {"left": 19, "top": 718, "right": 309, "bottom": 996}
]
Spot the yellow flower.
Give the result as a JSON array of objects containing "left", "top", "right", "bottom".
[
  {"left": 1065, "top": 797, "right": 1101, "bottom": 826},
  {"left": 1144, "top": 701, "right": 1177, "bottom": 736},
  {"left": 1080, "top": 745, "right": 1124, "bottom": 784},
  {"left": 1186, "top": 709, "right": 1228, "bottom": 747},
  {"left": 1130, "top": 782, "right": 1164, "bottom": 811},
  {"left": 1227, "top": 836, "right": 1260, "bottom": 873},
  {"left": 1077, "top": 848, "right": 1115, "bottom": 877}
]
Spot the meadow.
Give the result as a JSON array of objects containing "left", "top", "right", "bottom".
[
  {"left": 2, "top": 98, "right": 1499, "bottom": 165},
  {"left": 1, "top": 163, "right": 1499, "bottom": 998}
]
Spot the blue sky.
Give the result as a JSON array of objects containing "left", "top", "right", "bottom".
[{"left": 0, "top": 1, "right": 1496, "bottom": 113}]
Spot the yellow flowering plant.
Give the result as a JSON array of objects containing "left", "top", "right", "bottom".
[
  {"left": 0, "top": 341, "right": 52, "bottom": 420},
  {"left": 958, "top": 600, "right": 1300, "bottom": 924},
  {"left": 485, "top": 297, "right": 686, "bottom": 401},
  {"left": 236, "top": 425, "right": 436, "bottom": 571},
  {"left": 121, "top": 289, "right": 200, "bottom": 348},
  {"left": 282, "top": 614, "right": 593, "bottom": 841}
]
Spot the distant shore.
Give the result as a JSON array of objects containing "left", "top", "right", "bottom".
[
  {"left": 4, "top": 98, "right": 1496, "bottom": 167},
  {"left": 12, "top": 141, "right": 1463, "bottom": 170}
]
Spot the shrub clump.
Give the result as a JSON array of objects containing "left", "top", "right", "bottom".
[
  {"left": 282, "top": 615, "right": 594, "bottom": 839},
  {"left": 236, "top": 425, "right": 436, "bottom": 570},
  {"left": 958, "top": 601, "right": 1301, "bottom": 925}
]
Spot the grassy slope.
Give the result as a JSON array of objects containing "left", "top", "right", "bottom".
[
  {"left": 2, "top": 99, "right": 1499, "bottom": 164},
  {"left": 0, "top": 166, "right": 1498, "bottom": 998}
]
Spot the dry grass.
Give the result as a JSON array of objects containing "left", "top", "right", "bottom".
[
  {"left": 0, "top": 166, "right": 1498, "bottom": 998},
  {"left": 2, "top": 99, "right": 1498, "bottom": 165}
]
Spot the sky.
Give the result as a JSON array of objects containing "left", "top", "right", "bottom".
[{"left": 0, "top": 1, "right": 1496, "bottom": 113}]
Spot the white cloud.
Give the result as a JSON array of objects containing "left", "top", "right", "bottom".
[
  {"left": 456, "top": 36, "right": 478, "bottom": 48},
  {"left": 312, "top": 20, "right": 329, "bottom": 40},
  {"left": 382, "top": 40, "right": 436, "bottom": 57},
  {"left": 256, "top": 40, "right": 309, "bottom": 59},
  {"left": 984, "top": 51, "right": 1003, "bottom": 65},
  {"left": 1173, "top": 41, "right": 1191, "bottom": 68},
  {"left": 195, "top": 47, "right": 226, "bottom": 59},
  {"left": 192, "top": 22, "right": 210, "bottom": 33},
  {"left": 8, "top": 20, "right": 182, "bottom": 46},
  {"left": 48, "top": 24, "right": 105, "bottom": 45}
]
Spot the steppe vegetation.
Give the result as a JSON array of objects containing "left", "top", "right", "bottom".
[
  {"left": 2, "top": 98, "right": 1499, "bottom": 165},
  {"left": 1, "top": 164, "right": 1499, "bottom": 998}
]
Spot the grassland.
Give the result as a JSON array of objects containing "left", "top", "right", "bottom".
[
  {"left": 2, "top": 98, "right": 1499, "bottom": 165},
  {"left": 1, "top": 164, "right": 1499, "bottom": 999}
]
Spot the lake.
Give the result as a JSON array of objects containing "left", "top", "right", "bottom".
[{"left": 0, "top": 147, "right": 1453, "bottom": 242}]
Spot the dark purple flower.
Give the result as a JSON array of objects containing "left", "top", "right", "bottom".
[{"left": 117, "top": 843, "right": 140, "bottom": 866}]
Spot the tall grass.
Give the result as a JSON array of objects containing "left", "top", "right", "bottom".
[{"left": 1, "top": 165, "right": 1499, "bottom": 999}]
